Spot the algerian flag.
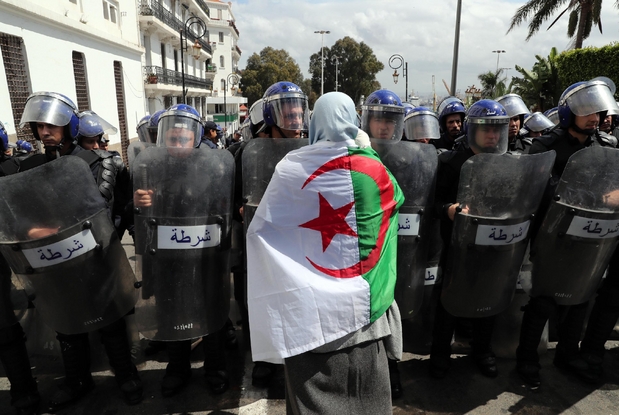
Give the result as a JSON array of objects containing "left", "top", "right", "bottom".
[{"left": 247, "top": 140, "right": 404, "bottom": 364}]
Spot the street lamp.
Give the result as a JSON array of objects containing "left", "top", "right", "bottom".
[
  {"left": 314, "top": 30, "right": 330, "bottom": 96},
  {"left": 332, "top": 55, "right": 340, "bottom": 92},
  {"left": 180, "top": 16, "right": 206, "bottom": 104},
  {"left": 223, "top": 72, "right": 240, "bottom": 137},
  {"left": 492, "top": 50, "right": 506, "bottom": 73},
  {"left": 389, "top": 54, "right": 408, "bottom": 102}
]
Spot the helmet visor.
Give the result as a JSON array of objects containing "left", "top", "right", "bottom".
[
  {"left": 546, "top": 109, "right": 559, "bottom": 125},
  {"left": 467, "top": 117, "right": 509, "bottom": 155},
  {"left": 497, "top": 95, "right": 529, "bottom": 117},
  {"left": 268, "top": 95, "right": 309, "bottom": 134},
  {"left": 523, "top": 112, "right": 555, "bottom": 133},
  {"left": 361, "top": 105, "right": 405, "bottom": 140},
  {"left": 78, "top": 111, "right": 117, "bottom": 137},
  {"left": 564, "top": 82, "right": 619, "bottom": 117},
  {"left": 156, "top": 111, "right": 202, "bottom": 148},
  {"left": 19, "top": 93, "right": 76, "bottom": 128},
  {"left": 404, "top": 111, "right": 440, "bottom": 141}
]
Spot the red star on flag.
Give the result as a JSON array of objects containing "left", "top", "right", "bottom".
[{"left": 299, "top": 192, "right": 358, "bottom": 252}]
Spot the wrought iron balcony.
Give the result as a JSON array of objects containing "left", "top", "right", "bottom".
[
  {"left": 143, "top": 65, "right": 213, "bottom": 90},
  {"left": 139, "top": 0, "right": 212, "bottom": 55}
]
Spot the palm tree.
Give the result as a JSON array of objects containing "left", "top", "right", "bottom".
[
  {"left": 478, "top": 70, "right": 510, "bottom": 99},
  {"left": 507, "top": 0, "right": 619, "bottom": 49},
  {"left": 511, "top": 47, "right": 561, "bottom": 111}
]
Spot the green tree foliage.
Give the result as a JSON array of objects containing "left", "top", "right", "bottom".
[
  {"left": 511, "top": 47, "right": 561, "bottom": 111},
  {"left": 308, "top": 36, "right": 384, "bottom": 105},
  {"left": 240, "top": 47, "right": 306, "bottom": 108},
  {"left": 478, "top": 70, "right": 510, "bottom": 99},
  {"left": 556, "top": 42, "right": 619, "bottom": 99},
  {"left": 507, "top": 0, "right": 619, "bottom": 49}
]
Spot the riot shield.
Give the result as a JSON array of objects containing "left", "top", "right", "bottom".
[
  {"left": 242, "top": 138, "right": 309, "bottom": 230},
  {"left": 0, "top": 156, "right": 137, "bottom": 334},
  {"left": 372, "top": 140, "right": 438, "bottom": 318},
  {"left": 133, "top": 146, "right": 234, "bottom": 341},
  {"left": 531, "top": 146, "right": 619, "bottom": 305},
  {"left": 441, "top": 151, "right": 556, "bottom": 318},
  {"left": 127, "top": 141, "right": 152, "bottom": 173}
]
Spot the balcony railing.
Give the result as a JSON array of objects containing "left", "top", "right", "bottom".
[
  {"left": 228, "top": 20, "right": 240, "bottom": 36},
  {"left": 194, "top": 0, "right": 210, "bottom": 17},
  {"left": 232, "top": 44, "right": 241, "bottom": 55},
  {"left": 144, "top": 65, "right": 213, "bottom": 90},
  {"left": 139, "top": 0, "right": 212, "bottom": 55}
]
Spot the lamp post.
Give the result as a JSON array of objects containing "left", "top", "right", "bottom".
[
  {"left": 389, "top": 54, "right": 408, "bottom": 102},
  {"left": 450, "top": 0, "right": 462, "bottom": 97},
  {"left": 223, "top": 72, "right": 240, "bottom": 137},
  {"left": 180, "top": 16, "right": 206, "bottom": 104},
  {"left": 332, "top": 55, "right": 340, "bottom": 92},
  {"left": 314, "top": 30, "right": 330, "bottom": 96},
  {"left": 492, "top": 50, "right": 506, "bottom": 73}
]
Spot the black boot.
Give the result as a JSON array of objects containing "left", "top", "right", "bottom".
[
  {"left": 554, "top": 302, "right": 599, "bottom": 384},
  {"left": 388, "top": 358, "right": 402, "bottom": 399},
  {"left": 516, "top": 298, "right": 553, "bottom": 388},
  {"left": 99, "top": 319, "right": 143, "bottom": 405},
  {"left": 471, "top": 316, "right": 497, "bottom": 378},
  {"left": 252, "top": 361, "right": 277, "bottom": 387},
  {"left": 224, "top": 318, "right": 238, "bottom": 350},
  {"left": 429, "top": 301, "right": 455, "bottom": 379},
  {"left": 0, "top": 324, "right": 40, "bottom": 415},
  {"left": 162, "top": 340, "right": 192, "bottom": 397},
  {"left": 203, "top": 328, "right": 229, "bottom": 394},
  {"left": 48, "top": 333, "right": 94, "bottom": 413}
]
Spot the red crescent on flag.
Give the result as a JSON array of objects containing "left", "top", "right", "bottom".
[{"left": 301, "top": 154, "right": 397, "bottom": 278}]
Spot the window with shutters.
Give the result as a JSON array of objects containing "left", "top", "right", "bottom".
[{"left": 72, "top": 51, "right": 90, "bottom": 111}]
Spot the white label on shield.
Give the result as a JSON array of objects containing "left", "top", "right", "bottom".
[
  {"left": 474, "top": 221, "right": 530, "bottom": 246},
  {"left": 425, "top": 267, "right": 438, "bottom": 285},
  {"left": 398, "top": 214, "right": 420, "bottom": 236},
  {"left": 157, "top": 224, "right": 220, "bottom": 249},
  {"left": 23, "top": 229, "right": 97, "bottom": 269},
  {"left": 566, "top": 216, "right": 619, "bottom": 239}
]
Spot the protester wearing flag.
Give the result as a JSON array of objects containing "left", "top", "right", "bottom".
[{"left": 247, "top": 92, "right": 404, "bottom": 414}]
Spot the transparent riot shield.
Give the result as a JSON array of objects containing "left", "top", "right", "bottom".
[
  {"left": 531, "top": 146, "right": 619, "bottom": 305},
  {"left": 372, "top": 140, "right": 438, "bottom": 318},
  {"left": 0, "top": 156, "right": 137, "bottom": 334},
  {"left": 127, "top": 141, "right": 152, "bottom": 173},
  {"left": 133, "top": 146, "right": 235, "bottom": 341},
  {"left": 242, "top": 138, "right": 309, "bottom": 231},
  {"left": 441, "top": 151, "right": 556, "bottom": 318}
]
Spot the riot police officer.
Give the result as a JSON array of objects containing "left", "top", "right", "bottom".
[
  {"left": 241, "top": 83, "right": 310, "bottom": 387},
  {"left": 18, "top": 92, "right": 142, "bottom": 411},
  {"left": 497, "top": 93, "right": 532, "bottom": 153},
  {"left": 516, "top": 80, "right": 619, "bottom": 388},
  {"left": 0, "top": 121, "right": 40, "bottom": 415},
  {"left": 435, "top": 97, "right": 466, "bottom": 150},
  {"left": 521, "top": 112, "right": 556, "bottom": 139},
  {"left": 133, "top": 104, "right": 233, "bottom": 397},
  {"left": 361, "top": 89, "right": 405, "bottom": 141},
  {"left": 430, "top": 99, "right": 511, "bottom": 379},
  {"left": 403, "top": 106, "right": 441, "bottom": 144}
]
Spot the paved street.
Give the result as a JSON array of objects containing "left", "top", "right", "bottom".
[{"left": 3, "top": 235, "right": 619, "bottom": 414}]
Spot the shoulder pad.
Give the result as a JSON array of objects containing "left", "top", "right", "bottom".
[
  {"left": 598, "top": 131, "right": 618, "bottom": 147},
  {"left": 93, "top": 149, "right": 113, "bottom": 159},
  {"left": 438, "top": 149, "right": 459, "bottom": 163},
  {"left": 532, "top": 130, "right": 560, "bottom": 148}
]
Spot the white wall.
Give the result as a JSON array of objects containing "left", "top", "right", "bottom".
[{"left": 0, "top": 0, "right": 145, "bottom": 143}]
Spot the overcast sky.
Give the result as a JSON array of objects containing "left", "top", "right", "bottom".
[{"left": 229, "top": 0, "right": 618, "bottom": 100}]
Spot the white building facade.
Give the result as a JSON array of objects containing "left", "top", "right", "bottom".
[
  {"left": 0, "top": 0, "right": 247, "bottom": 162},
  {"left": 139, "top": 0, "right": 246, "bottom": 135},
  {"left": 0, "top": 0, "right": 144, "bottom": 160},
  {"left": 204, "top": 0, "right": 245, "bottom": 134}
]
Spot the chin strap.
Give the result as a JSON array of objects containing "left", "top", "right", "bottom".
[
  {"left": 43, "top": 137, "right": 74, "bottom": 160},
  {"left": 571, "top": 123, "right": 596, "bottom": 136}
]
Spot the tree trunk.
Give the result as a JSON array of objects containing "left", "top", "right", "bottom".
[{"left": 575, "top": 1, "right": 592, "bottom": 49}]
